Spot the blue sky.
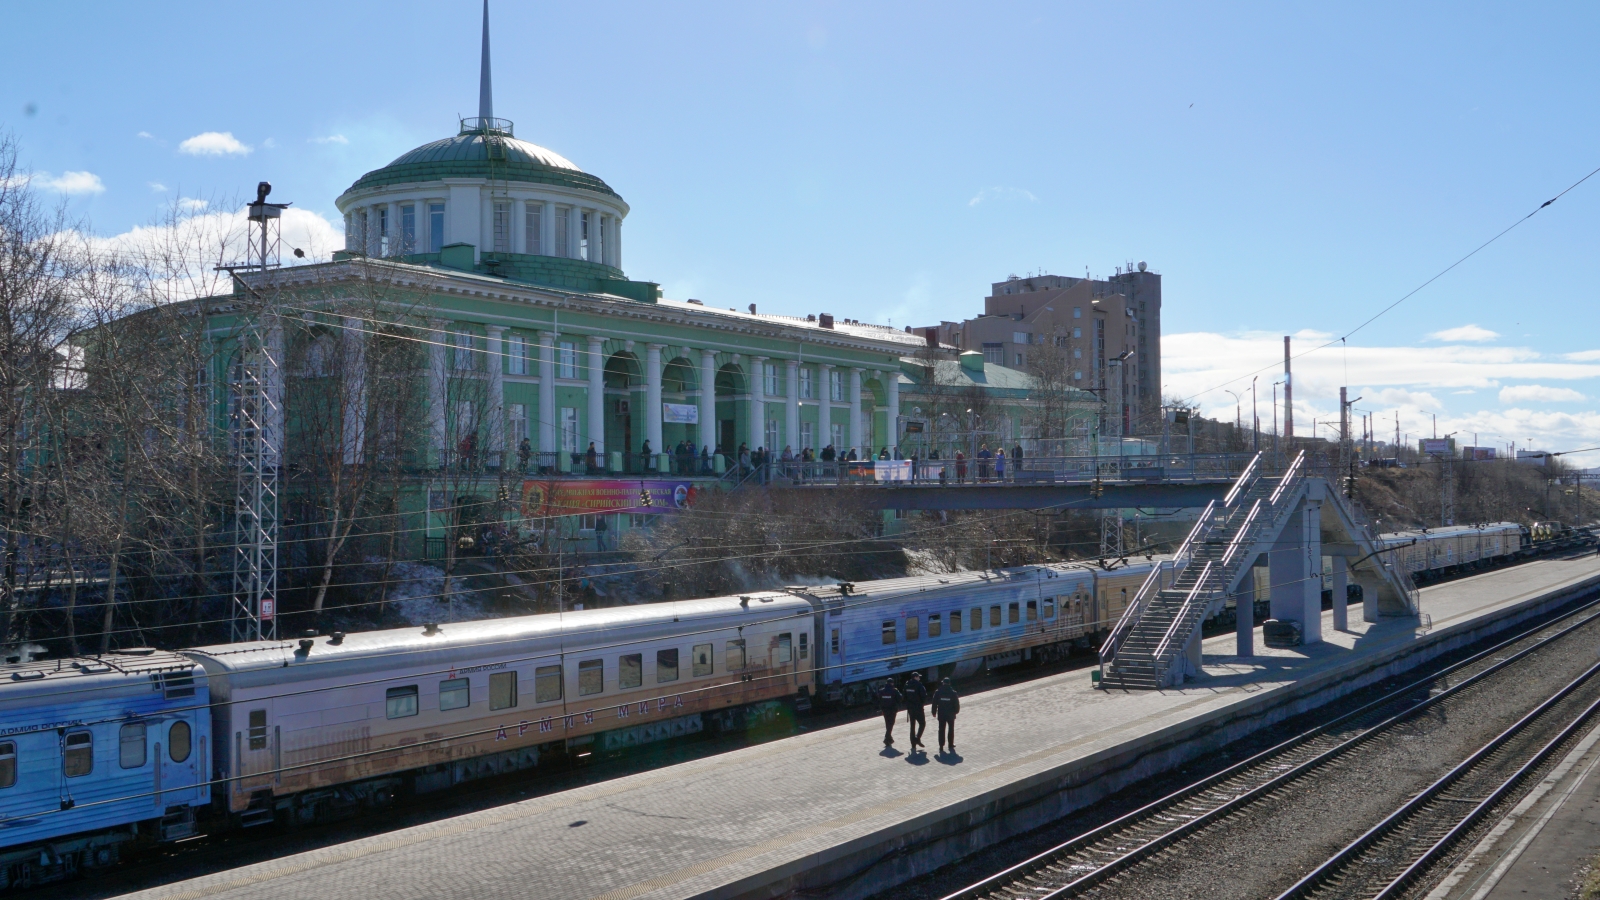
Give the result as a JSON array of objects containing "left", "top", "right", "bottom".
[{"left": 4, "top": 1, "right": 1598, "bottom": 461}]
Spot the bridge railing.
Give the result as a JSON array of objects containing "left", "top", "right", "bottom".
[{"left": 775, "top": 452, "right": 1259, "bottom": 487}]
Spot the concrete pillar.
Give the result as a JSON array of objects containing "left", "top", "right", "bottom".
[
  {"left": 699, "top": 349, "right": 717, "bottom": 454},
  {"left": 848, "top": 368, "right": 863, "bottom": 456},
  {"left": 1331, "top": 554, "right": 1349, "bottom": 631},
  {"left": 886, "top": 368, "right": 900, "bottom": 453},
  {"left": 340, "top": 317, "right": 367, "bottom": 465},
  {"left": 1268, "top": 498, "right": 1323, "bottom": 645},
  {"left": 1303, "top": 499, "right": 1323, "bottom": 644},
  {"left": 785, "top": 359, "right": 800, "bottom": 452},
  {"left": 749, "top": 356, "right": 767, "bottom": 451},
  {"left": 428, "top": 319, "right": 449, "bottom": 465},
  {"left": 485, "top": 325, "right": 505, "bottom": 467},
  {"left": 537, "top": 330, "right": 556, "bottom": 459},
  {"left": 587, "top": 336, "right": 606, "bottom": 457},
  {"left": 817, "top": 364, "right": 833, "bottom": 452},
  {"left": 1236, "top": 564, "right": 1255, "bottom": 657},
  {"left": 646, "top": 344, "right": 665, "bottom": 459}
]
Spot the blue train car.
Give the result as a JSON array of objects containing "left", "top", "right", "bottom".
[{"left": 0, "top": 649, "right": 210, "bottom": 890}]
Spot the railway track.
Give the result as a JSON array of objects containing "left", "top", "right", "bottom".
[{"left": 937, "top": 596, "right": 1600, "bottom": 900}]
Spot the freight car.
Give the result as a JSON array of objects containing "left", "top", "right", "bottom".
[{"left": 1373, "top": 522, "right": 1525, "bottom": 584}]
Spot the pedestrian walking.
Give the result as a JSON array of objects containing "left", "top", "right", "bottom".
[
  {"left": 933, "top": 677, "right": 961, "bottom": 753},
  {"left": 594, "top": 515, "right": 609, "bottom": 551},
  {"left": 876, "top": 678, "right": 903, "bottom": 747},
  {"left": 903, "top": 672, "right": 929, "bottom": 750}
]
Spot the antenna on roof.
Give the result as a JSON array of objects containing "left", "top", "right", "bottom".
[{"left": 478, "top": 0, "right": 494, "bottom": 121}]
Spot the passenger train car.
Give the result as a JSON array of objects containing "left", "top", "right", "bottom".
[
  {"left": 0, "top": 650, "right": 209, "bottom": 890},
  {"left": 0, "top": 556, "right": 1172, "bottom": 881},
  {"left": 1373, "top": 522, "right": 1525, "bottom": 584}
]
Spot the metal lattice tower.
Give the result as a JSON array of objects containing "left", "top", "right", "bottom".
[{"left": 228, "top": 184, "right": 288, "bottom": 642}]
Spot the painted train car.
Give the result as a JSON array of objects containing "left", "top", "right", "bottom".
[
  {"left": 0, "top": 650, "right": 210, "bottom": 890},
  {"left": 1373, "top": 522, "right": 1525, "bottom": 584}
]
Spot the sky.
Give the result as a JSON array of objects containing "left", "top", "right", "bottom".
[{"left": 3, "top": 1, "right": 1598, "bottom": 463}]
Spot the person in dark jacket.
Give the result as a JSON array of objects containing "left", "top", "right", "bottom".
[
  {"left": 903, "top": 672, "right": 929, "bottom": 750},
  {"left": 876, "top": 679, "right": 903, "bottom": 747},
  {"left": 933, "top": 678, "right": 961, "bottom": 753}
]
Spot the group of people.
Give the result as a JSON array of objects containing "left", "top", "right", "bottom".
[{"left": 875, "top": 672, "right": 961, "bottom": 755}]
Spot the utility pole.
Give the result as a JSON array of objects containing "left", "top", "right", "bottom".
[{"left": 1283, "top": 335, "right": 1294, "bottom": 441}]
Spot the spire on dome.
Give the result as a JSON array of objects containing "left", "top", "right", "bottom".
[{"left": 478, "top": 0, "right": 493, "bottom": 121}]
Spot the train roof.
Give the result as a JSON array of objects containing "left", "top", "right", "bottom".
[
  {"left": 1376, "top": 522, "right": 1522, "bottom": 541},
  {"left": 0, "top": 648, "right": 199, "bottom": 704},
  {"left": 182, "top": 593, "right": 815, "bottom": 679},
  {"left": 787, "top": 558, "right": 1167, "bottom": 605}
]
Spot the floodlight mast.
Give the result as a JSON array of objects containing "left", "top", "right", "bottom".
[{"left": 228, "top": 183, "right": 290, "bottom": 643}]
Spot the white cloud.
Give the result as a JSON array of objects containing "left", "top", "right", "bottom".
[
  {"left": 177, "top": 198, "right": 208, "bottom": 212},
  {"left": 1565, "top": 349, "right": 1600, "bottom": 362},
  {"left": 262, "top": 138, "right": 277, "bottom": 149},
  {"left": 178, "top": 131, "right": 251, "bottom": 156},
  {"left": 148, "top": 182, "right": 167, "bottom": 192},
  {"left": 34, "top": 171, "right": 106, "bottom": 195},
  {"left": 968, "top": 186, "right": 1038, "bottom": 207},
  {"left": 1499, "top": 384, "right": 1586, "bottom": 404},
  {"left": 1427, "top": 324, "right": 1499, "bottom": 342},
  {"left": 310, "top": 134, "right": 349, "bottom": 145},
  {"left": 136, "top": 130, "right": 153, "bottom": 139}
]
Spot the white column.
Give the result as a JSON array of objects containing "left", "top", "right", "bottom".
[
  {"left": 587, "top": 336, "right": 606, "bottom": 456},
  {"left": 428, "top": 319, "right": 449, "bottom": 465},
  {"left": 750, "top": 357, "right": 767, "bottom": 450},
  {"left": 886, "top": 367, "right": 900, "bottom": 453},
  {"left": 485, "top": 325, "right": 505, "bottom": 467},
  {"left": 848, "top": 367, "right": 863, "bottom": 456},
  {"left": 537, "top": 330, "right": 556, "bottom": 459},
  {"left": 541, "top": 201, "right": 554, "bottom": 257},
  {"left": 340, "top": 317, "right": 367, "bottom": 465},
  {"left": 785, "top": 359, "right": 800, "bottom": 451},
  {"left": 646, "top": 343, "right": 664, "bottom": 460},
  {"left": 614, "top": 217, "right": 623, "bottom": 270},
  {"left": 817, "top": 364, "right": 833, "bottom": 452},
  {"left": 1331, "top": 554, "right": 1349, "bottom": 632},
  {"left": 699, "top": 349, "right": 717, "bottom": 453}
]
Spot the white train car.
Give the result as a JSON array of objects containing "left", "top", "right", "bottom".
[
  {"left": 184, "top": 594, "right": 813, "bottom": 825},
  {"left": 1374, "top": 522, "right": 1524, "bottom": 582}
]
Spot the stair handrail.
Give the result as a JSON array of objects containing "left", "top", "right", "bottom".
[
  {"left": 1222, "top": 452, "right": 1263, "bottom": 507},
  {"left": 1154, "top": 561, "right": 1212, "bottom": 663},
  {"left": 1220, "top": 499, "right": 1264, "bottom": 570},
  {"left": 1268, "top": 451, "right": 1307, "bottom": 504},
  {"left": 1172, "top": 500, "right": 1217, "bottom": 562},
  {"left": 1100, "top": 562, "right": 1166, "bottom": 670}
]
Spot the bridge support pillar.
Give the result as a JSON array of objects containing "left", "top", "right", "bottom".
[
  {"left": 1235, "top": 564, "right": 1255, "bottom": 657},
  {"left": 1330, "top": 555, "right": 1349, "bottom": 631},
  {"left": 1269, "top": 497, "right": 1323, "bottom": 645}
]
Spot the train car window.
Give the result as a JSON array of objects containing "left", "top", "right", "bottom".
[
  {"left": 776, "top": 634, "right": 792, "bottom": 664},
  {"left": 693, "top": 643, "right": 713, "bottom": 676},
  {"left": 620, "top": 654, "right": 643, "bottom": 689},
  {"left": 578, "top": 659, "right": 604, "bottom": 696},
  {"left": 63, "top": 731, "right": 93, "bottom": 777},
  {"left": 929, "top": 614, "right": 942, "bottom": 638},
  {"left": 990, "top": 606, "right": 1002, "bottom": 627},
  {"left": 1009, "top": 603, "right": 1020, "bottom": 624},
  {"left": 657, "top": 649, "right": 680, "bottom": 683},
  {"left": 970, "top": 608, "right": 982, "bottom": 630},
  {"left": 490, "top": 672, "right": 518, "bottom": 710},
  {"left": 798, "top": 633, "right": 809, "bottom": 660},
  {"left": 386, "top": 687, "right": 419, "bottom": 719},
  {"left": 439, "top": 678, "right": 471, "bottom": 711},
  {"left": 248, "top": 709, "right": 269, "bottom": 748},
  {"left": 1026, "top": 600, "right": 1038, "bottom": 622},
  {"left": 829, "top": 629, "right": 840, "bottom": 655},
  {"left": 726, "top": 640, "right": 746, "bottom": 671},
  {"left": 906, "top": 617, "right": 920, "bottom": 641},
  {"left": 0, "top": 741, "right": 13, "bottom": 788},
  {"left": 119, "top": 722, "right": 148, "bottom": 769},
  {"left": 535, "top": 665, "right": 563, "bottom": 702},
  {"left": 169, "top": 721, "right": 192, "bottom": 763},
  {"left": 949, "top": 611, "right": 962, "bottom": 633},
  {"left": 1043, "top": 599, "right": 1056, "bottom": 619},
  {"left": 881, "top": 620, "right": 897, "bottom": 645}
]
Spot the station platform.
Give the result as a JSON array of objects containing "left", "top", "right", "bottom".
[{"left": 122, "top": 557, "right": 1600, "bottom": 900}]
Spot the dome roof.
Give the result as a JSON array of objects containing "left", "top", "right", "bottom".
[{"left": 344, "top": 125, "right": 620, "bottom": 199}]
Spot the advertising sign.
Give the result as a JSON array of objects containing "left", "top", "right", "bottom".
[
  {"left": 260, "top": 597, "right": 275, "bottom": 621},
  {"left": 521, "top": 479, "right": 702, "bottom": 517},
  {"left": 875, "top": 460, "right": 913, "bottom": 482},
  {"left": 663, "top": 403, "right": 699, "bottom": 424},
  {"left": 1421, "top": 439, "right": 1451, "bottom": 455},
  {"left": 1463, "top": 447, "right": 1496, "bottom": 460}
]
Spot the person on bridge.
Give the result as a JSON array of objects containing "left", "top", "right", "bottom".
[
  {"left": 903, "top": 671, "right": 929, "bottom": 750},
  {"left": 955, "top": 451, "right": 967, "bottom": 483},
  {"left": 995, "top": 448, "right": 1006, "bottom": 481},
  {"left": 877, "top": 678, "right": 903, "bottom": 747},
  {"left": 933, "top": 677, "right": 961, "bottom": 754}
]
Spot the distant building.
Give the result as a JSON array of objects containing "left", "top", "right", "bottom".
[{"left": 916, "top": 266, "right": 1162, "bottom": 432}]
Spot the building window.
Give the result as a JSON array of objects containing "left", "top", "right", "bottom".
[
  {"left": 558, "top": 341, "right": 577, "bottom": 379},
  {"left": 1073, "top": 327, "right": 1082, "bottom": 339},
  {"left": 1073, "top": 307, "right": 1082, "bottom": 318},
  {"left": 507, "top": 334, "right": 527, "bottom": 375},
  {"left": 982, "top": 343, "right": 1004, "bottom": 365},
  {"left": 386, "top": 686, "right": 419, "bottom": 719},
  {"left": 492, "top": 201, "right": 511, "bottom": 253},
  {"left": 376, "top": 206, "right": 389, "bottom": 256},
  {"left": 428, "top": 202, "right": 445, "bottom": 253},
  {"left": 831, "top": 422, "right": 843, "bottom": 449},
  {"left": 554, "top": 207, "right": 570, "bottom": 258},
  {"left": 439, "top": 677, "right": 470, "bottom": 711},
  {"left": 525, "top": 204, "right": 541, "bottom": 255},
  {"left": 400, "top": 204, "right": 415, "bottom": 254},
  {"left": 1016, "top": 353, "right": 1025, "bottom": 367},
  {"left": 119, "top": 722, "right": 147, "bottom": 769},
  {"left": 800, "top": 422, "right": 813, "bottom": 451},
  {"left": 1074, "top": 348, "right": 1082, "bottom": 359},
  {"left": 63, "top": 731, "right": 93, "bottom": 777},
  {"left": 560, "top": 407, "right": 579, "bottom": 453},
  {"left": 765, "top": 418, "right": 779, "bottom": 451},
  {"left": 762, "top": 363, "right": 778, "bottom": 396},
  {"left": 509, "top": 404, "right": 528, "bottom": 447},
  {"left": 1013, "top": 331, "right": 1030, "bottom": 345},
  {"left": 453, "top": 331, "right": 476, "bottom": 370},
  {"left": 1074, "top": 371, "right": 1083, "bottom": 381},
  {"left": 579, "top": 211, "right": 590, "bottom": 261},
  {"left": 829, "top": 369, "right": 843, "bottom": 401},
  {"left": 490, "top": 671, "right": 517, "bottom": 710},
  {"left": 799, "top": 368, "right": 813, "bottom": 399}
]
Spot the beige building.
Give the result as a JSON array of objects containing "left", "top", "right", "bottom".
[{"left": 919, "top": 266, "right": 1162, "bottom": 433}]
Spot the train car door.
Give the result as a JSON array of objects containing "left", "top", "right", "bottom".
[
  {"left": 234, "top": 698, "right": 278, "bottom": 797},
  {"left": 158, "top": 714, "right": 200, "bottom": 808}
]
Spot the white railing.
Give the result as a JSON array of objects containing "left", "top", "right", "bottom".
[
  {"left": 1222, "top": 452, "right": 1263, "bottom": 507},
  {"left": 1154, "top": 561, "right": 1213, "bottom": 664},
  {"left": 1100, "top": 563, "right": 1166, "bottom": 667}
]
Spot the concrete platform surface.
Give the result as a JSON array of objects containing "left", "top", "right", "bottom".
[{"left": 121, "top": 557, "right": 1600, "bottom": 900}]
